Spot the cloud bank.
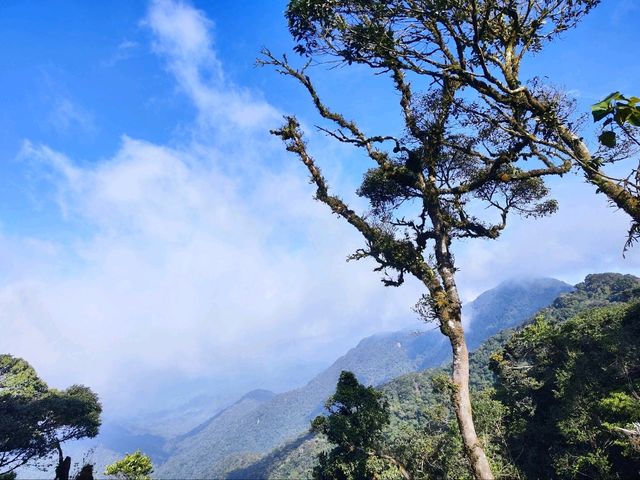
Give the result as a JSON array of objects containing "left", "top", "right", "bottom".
[
  {"left": 1, "top": 0, "right": 421, "bottom": 412},
  {"left": 1, "top": 0, "right": 639, "bottom": 415}
]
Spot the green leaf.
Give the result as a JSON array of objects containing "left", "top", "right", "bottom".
[
  {"left": 598, "top": 130, "right": 616, "bottom": 148},
  {"left": 592, "top": 92, "right": 622, "bottom": 122},
  {"left": 592, "top": 103, "right": 611, "bottom": 122},
  {"left": 627, "top": 110, "right": 640, "bottom": 127},
  {"left": 615, "top": 106, "right": 632, "bottom": 125}
]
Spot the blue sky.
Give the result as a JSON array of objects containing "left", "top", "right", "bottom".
[{"left": 1, "top": 0, "right": 639, "bottom": 414}]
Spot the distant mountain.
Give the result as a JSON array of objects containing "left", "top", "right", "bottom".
[
  {"left": 168, "top": 389, "right": 276, "bottom": 447},
  {"left": 156, "top": 389, "right": 277, "bottom": 478},
  {"left": 156, "top": 277, "right": 571, "bottom": 479},
  {"left": 464, "top": 277, "right": 575, "bottom": 349},
  {"left": 230, "top": 273, "right": 640, "bottom": 480},
  {"left": 15, "top": 390, "right": 240, "bottom": 479},
  {"left": 124, "top": 392, "right": 236, "bottom": 439}
]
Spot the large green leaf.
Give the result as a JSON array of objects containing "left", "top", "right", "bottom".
[
  {"left": 592, "top": 103, "right": 612, "bottom": 122},
  {"left": 627, "top": 109, "right": 640, "bottom": 127},
  {"left": 592, "top": 92, "right": 622, "bottom": 122}
]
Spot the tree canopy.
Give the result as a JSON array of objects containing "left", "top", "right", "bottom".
[
  {"left": 492, "top": 303, "right": 640, "bottom": 478},
  {"left": 0, "top": 354, "right": 101, "bottom": 475},
  {"left": 282, "top": 0, "right": 640, "bottom": 243},
  {"left": 311, "top": 371, "right": 410, "bottom": 480},
  {"left": 104, "top": 451, "right": 154, "bottom": 480}
]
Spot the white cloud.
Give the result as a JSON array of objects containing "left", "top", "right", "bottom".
[
  {"left": 10, "top": 135, "right": 421, "bottom": 411},
  {"left": 47, "top": 96, "right": 96, "bottom": 134},
  {"left": 145, "top": 0, "right": 279, "bottom": 131},
  {"left": 2, "top": 0, "right": 639, "bottom": 416},
  {"left": 1, "top": 0, "right": 420, "bottom": 413},
  {"left": 453, "top": 179, "right": 640, "bottom": 302},
  {"left": 101, "top": 40, "right": 140, "bottom": 67}
]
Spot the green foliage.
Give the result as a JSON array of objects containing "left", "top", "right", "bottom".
[
  {"left": 588, "top": 92, "right": 640, "bottom": 249},
  {"left": 378, "top": 275, "right": 640, "bottom": 479},
  {"left": 381, "top": 372, "right": 520, "bottom": 480},
  {"left": 268, "top": 436, "right": 328, "bottom": 480},
  {"left": 492, "top": 302, "right": 640, "bottom": 479},
  {"left": 313, "top": 371, "right": 389, "bottom": 448},
  {"left": 234, "top": 274, "right": 640, "bottom": 479},
  {"left": 225, "top": 434, "right": 328, "bottom": 480},
  {"left": 104, "top": 451, "right": 153, "bottom": 480},
  {"left": 357, "top": 167, "right": 416, "bottom": 217},
  {"left": 306, "top": 368, "right": 520, "bottom": 479},
  {"left": 529, "top": 273, "right": 640, "bottom": 324},
  {"left": 311, "top": 371, "right": 405, "bottom": 480},
  {"left": 286, "top": 0, "right": 599, "bottom": 60},
  {"left": 0, "top": 354, "right": 101, "bottom": 475},
  {"left": 0, "top": 355, "right": 48, "bottom": 398},
  {"left": 592, "top": 92, "right": 640, "bottom": 139}
]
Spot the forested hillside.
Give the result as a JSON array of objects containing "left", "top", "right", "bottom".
[
  {"left": 493, "top": 306, "right": 640, "bottom": 477},
  {"left": 156, "top": 277, "right": 570, "bottom": 478},
  {"left": 226, "top": 273, "right": 640, "bottom": 479}
]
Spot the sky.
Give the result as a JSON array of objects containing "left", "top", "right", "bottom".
[{"left": 0, "top": 0, "right": 639, "bottom": 416}]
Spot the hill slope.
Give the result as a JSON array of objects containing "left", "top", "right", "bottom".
[
  {"left": 157, "top": 277, "right": 571, "bottom": 478},
  {"left": 231, "top": 273, "right": 639, "bottom": 480}
]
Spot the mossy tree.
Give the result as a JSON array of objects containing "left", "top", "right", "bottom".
[
  {"left": 259, "top": 1, "right": 609, "bottom": 477},
  {"left": 590, "top": 92, "right": 640, "bottom": 249}
]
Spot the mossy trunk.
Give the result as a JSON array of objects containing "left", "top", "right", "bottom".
[
  {"left": 448, "top": 316, "right": 494, "bottom": 480},
  {"left": 431, "top": 217, "right": 495, "bottom": 480}
]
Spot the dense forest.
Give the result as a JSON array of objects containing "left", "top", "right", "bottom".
[{"left": 225, "top": 273, "right": 640, "bottom": 479}]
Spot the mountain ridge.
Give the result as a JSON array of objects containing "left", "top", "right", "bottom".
[
  {"left": 225, "top": 272, "right": 640, "bottom": 480},
  {"left": 156, "top": 276, "right": 572, "bottom": 478}
]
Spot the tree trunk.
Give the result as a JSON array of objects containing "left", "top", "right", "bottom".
[
  {"left": 54, "top": 443, "right": 71, "bottom": 480},
  {"left": 430, "top": 219, "right": 494, "bottom": 479},
  {"left": 447, "top": 316, "right": 494, "bottom": 480}
]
